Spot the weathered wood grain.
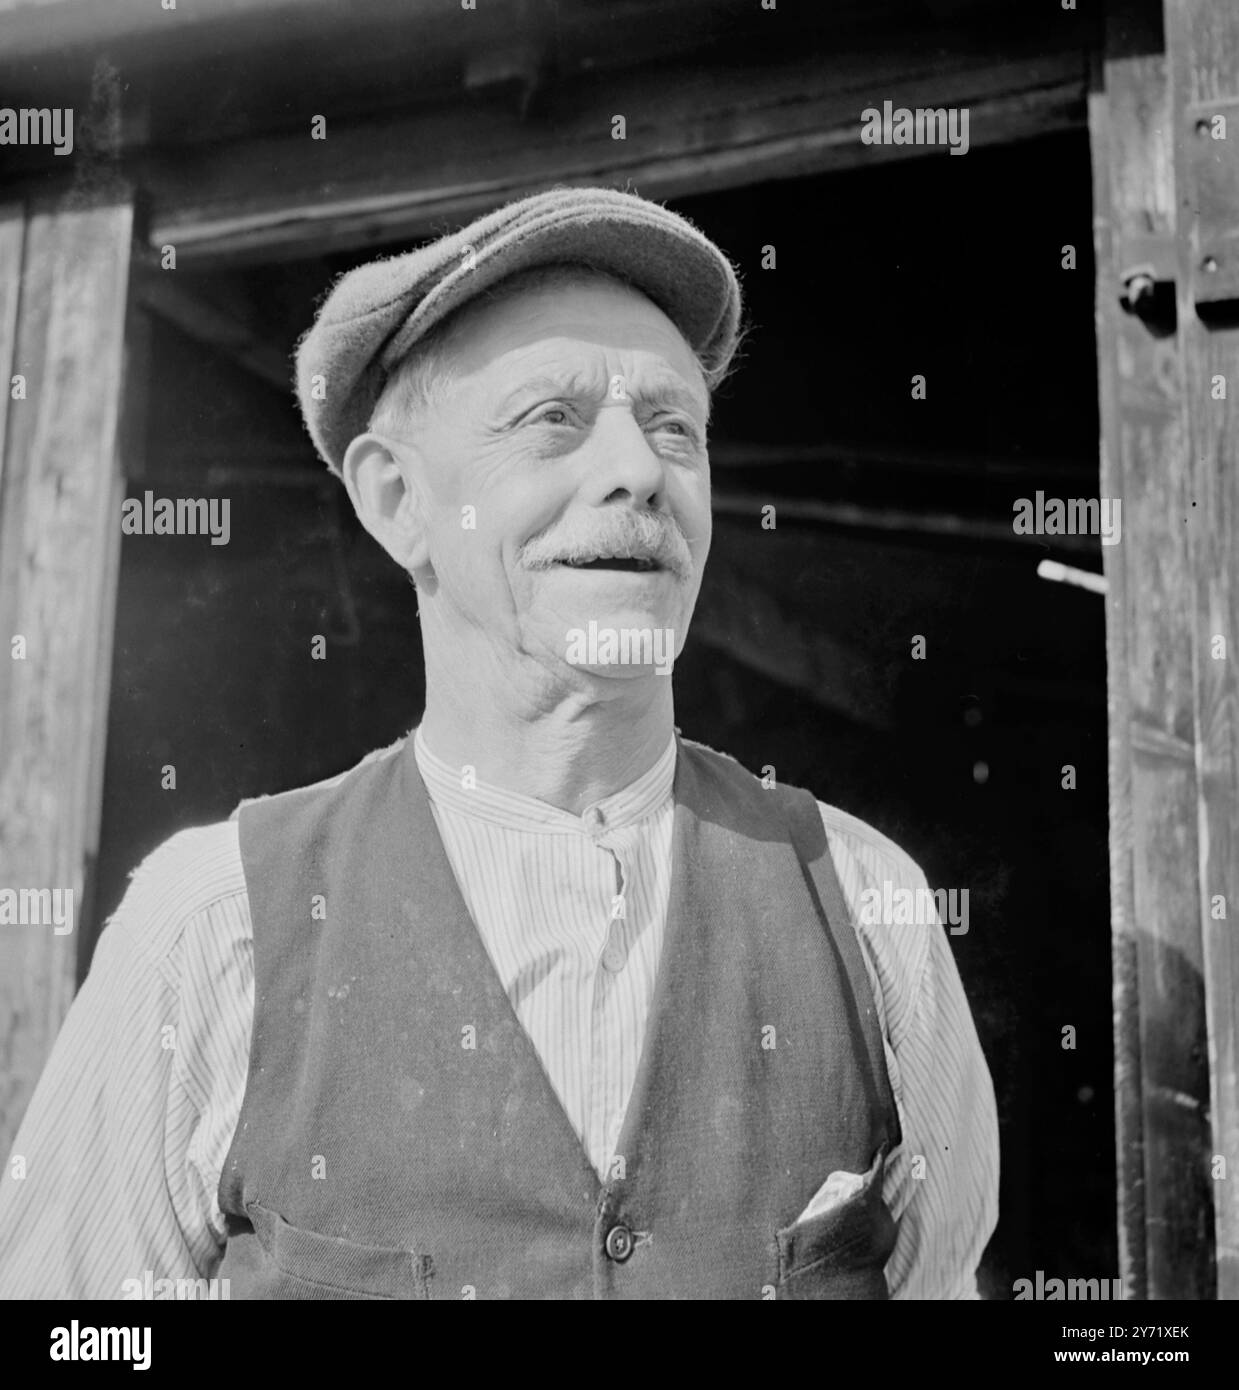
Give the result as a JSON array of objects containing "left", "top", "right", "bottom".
[
  {"left": 0, "top": 205, "right": 24, "bottom": 501},
  {"left": 0, "top": 194, "right": 133, "bottom": 1161},
  {"left": 144, "top": 45, "right": 1088, "bottom": 265},
  {"left": 1166, "top": 0, "right": 1239, "bottom": 1302},
  {"left": 1092, "top": 0, "right": 1216, "bottom": 1299}
]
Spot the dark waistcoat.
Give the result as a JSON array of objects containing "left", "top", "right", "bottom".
[{"left": 216, "top": 734, "right": 901, "bottom": 1299}]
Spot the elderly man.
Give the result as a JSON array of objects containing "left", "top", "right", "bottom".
[{"left": 0, "top": 187, "right": 997, "bottom": 1300}]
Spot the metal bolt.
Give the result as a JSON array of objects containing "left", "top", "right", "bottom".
[{"left": 1123, "top": 271, "right": 1156, "bottom": 305}]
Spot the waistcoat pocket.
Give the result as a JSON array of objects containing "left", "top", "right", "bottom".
[
  {"left": 247, "top": 1201, "right": 434, "bottom": 1300},
  {"left": 774, "top": 1146, "right": 896, "bottom": 1300}
]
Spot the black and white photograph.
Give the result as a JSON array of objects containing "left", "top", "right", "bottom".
[{"left": 0, "top": 0, "right": 1233, "bottom": 1347}]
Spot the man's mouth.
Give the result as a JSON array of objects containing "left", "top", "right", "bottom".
[{"left": 557, "top": 556, "right": 662, "bottom": 573}]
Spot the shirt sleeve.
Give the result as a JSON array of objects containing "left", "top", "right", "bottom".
[
  {"left": 0, "top": 822, "right": 252, "bottom": 1299},
  {"left": 821, "top": 803, "right": 1000, "bottom": 1300}
]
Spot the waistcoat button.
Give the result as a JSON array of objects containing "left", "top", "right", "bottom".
[
  {"left": 604, "top": 1223, "right": 634, "bottom": 1262},
  {"left": 601, "top": 934, "right": 628, "bottom": 973}
]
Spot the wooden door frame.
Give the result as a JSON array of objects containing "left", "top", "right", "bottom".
[
  {"left": 0, "top": 189, "right": 135, "bottom": 1162},
  {"left": 1092, "top": 0, "right": 1238, "bottom": 1301},
  {"left": 0, "top": 2, "right": 1233, "bottom": 1298}
]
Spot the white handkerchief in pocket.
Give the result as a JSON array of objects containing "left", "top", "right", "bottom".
[{"left": 795, "top": 1168, "right": 868, "bottom": 1224}]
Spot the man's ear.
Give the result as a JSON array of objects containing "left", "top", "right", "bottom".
[{"left": 340, "top": 432, "right": 434, "bottom": 579}]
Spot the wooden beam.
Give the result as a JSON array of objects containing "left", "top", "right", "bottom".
[
  {"left": 0, "top": 0, "right": 928, "bottom": 174},
  {"left": 711, "top": 490, "right": 1099, "bottom": 552},
  {"left": 134, "top": 270, "right": 292, "bottom": 394},
  {"left": 1092, "top": 0, "right": 1225, "bottom": 1300},
  {"left": 709, "top": 438, "right": 1095, "bottom": 482},
  {"left": 0, "top": 0, "right": 399, "bottom": 57},
  {"left": 0, "top": 0, "right": 973, "bottom": 90},
  {"left": 1165, "top": 0, "right": 1239, "bottom": 1301},
  {"left": 0, "top": 0, "right": 788, "bottom": 63},
  {"left": 143, "top": 45, "right": 1088, "bottom": 266},
  {"left": 0, "top": 192, "right": 134, "bottom": 1160}
]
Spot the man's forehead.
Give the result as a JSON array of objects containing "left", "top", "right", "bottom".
[
  {"left": 489, "top": 362, "right": 710, "bottom": 414},
  {"left": 447, "top": 275, "right": 703, "bottom": 368}
]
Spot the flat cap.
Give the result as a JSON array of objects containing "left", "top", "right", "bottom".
[{"left": 295, "top": 185, "right": 743, "bottom": 474}]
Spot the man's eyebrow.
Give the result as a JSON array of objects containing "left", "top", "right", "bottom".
[
  {"left": 493, "top": 372, "right": 709, "bottom": 419},
  {"left": 640, "top": 380, "right": 710, "bottom": 420},
  {"left": 493, "top": 373, "right": 594, "bottom": 413}
]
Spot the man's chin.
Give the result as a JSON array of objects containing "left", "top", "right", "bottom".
[
  {"left": 566, "top": 660, "right": 670, "bottom": 682},
  {"left": 553, "top": 612, "right": 683, "bottom": 680}
]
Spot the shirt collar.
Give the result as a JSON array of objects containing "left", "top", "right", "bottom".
[{"left": 412, "top": 725, "right": 677, "bottom": 835}]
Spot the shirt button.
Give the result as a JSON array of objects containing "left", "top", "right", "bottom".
[
  {"left": 583, "top": 805, "right": 605, "bottom": 832},
  {"left": 601, "top": 935, "right": 628, "bottom": 973},
  {"left": 604, "top": 1223, "right": 634, "bottom": 1262}
]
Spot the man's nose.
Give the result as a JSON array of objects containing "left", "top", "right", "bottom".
[{"left": 585, "top": 402, "right": 668, "bottom": 508}]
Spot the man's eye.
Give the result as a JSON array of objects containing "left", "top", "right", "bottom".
[
  {"left": 527, "top": 404, "right": 575, "bottom": 427},
  {"left": 648, "top": 417, "right": 700, "bottom": 443}
]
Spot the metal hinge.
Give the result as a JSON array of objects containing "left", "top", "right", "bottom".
[{"left": 1183, "top": 100, "right": 1239, "bottom": 306}]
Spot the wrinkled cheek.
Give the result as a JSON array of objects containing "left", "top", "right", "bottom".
[
  {"left": 505, "top": 567, "right": 563, "bottom": 639},
  {"left": 685, "top": 517, "right": 711, "bottom": 585},
  {"left": 432, "top": 539, "right": 506, "bottom": 618},
  {"left": 679, "top": 479, "right": 712, "bottom": 561},
  {"left": 692, "top": 533, "right": 711, "bottom": 579}
]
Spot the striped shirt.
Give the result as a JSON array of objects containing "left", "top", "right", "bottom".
[{"left": 0, "top": 729, "right": 998, "bottom": 1300}]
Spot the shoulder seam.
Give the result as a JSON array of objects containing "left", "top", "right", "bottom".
[
  {"left": 108, "top": 821, "right": 249, "bottom": 978},
  {"left": 816, "top": 800, "right": 926, "bottom": 879}
]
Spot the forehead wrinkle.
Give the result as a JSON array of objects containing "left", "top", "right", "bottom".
[
  {"left": 493, "top": 367, "right": 602, "bottom": 412},
  {"left": 638, "top": 379, "right": 709, "bottom": 418},
  {"left": 491, "top": 362, "right": 709, "bottom": 421}
]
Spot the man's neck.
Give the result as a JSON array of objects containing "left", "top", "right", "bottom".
[{"left": 419, "top": 646, "right": 676, "bottom": 816}]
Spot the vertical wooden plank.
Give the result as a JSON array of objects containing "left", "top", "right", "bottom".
[
  {"left": 76, "top": 295, "right": 151, "bottom": 987},
  {"left": 1089, "top": 55, "right": 1148, "bottom": 1301},
  {"left": 1165, "top": 0, "right": 1239, "bottom": 1301},
  {"left": 0, "top": 205, "right": 26, "bottom": 497},
  {"left": 1092, "top": 0, "right": 1216, "bottom": 1299},
  {"left": 0, "top": 192, "right": 134, "bottom": 1161}
]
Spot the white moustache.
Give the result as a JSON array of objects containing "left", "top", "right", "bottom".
[{"left": 522, "top": 514, "right": 693, "bottom": 580}]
